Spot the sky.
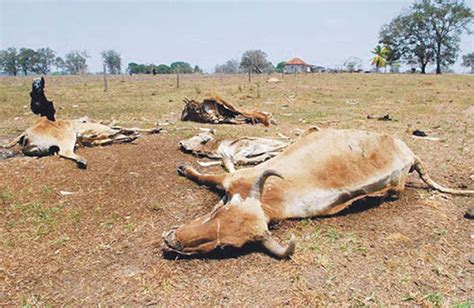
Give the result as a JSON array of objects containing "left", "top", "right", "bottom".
[{"left": 1, "top": 0, "right": 473, "bottom": 73}]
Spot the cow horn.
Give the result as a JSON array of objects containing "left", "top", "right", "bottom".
[
  {"left": 261, "top": 233, "right": 296, "bottom": 259},
  {"left": 249, "top": 170, "right": 283, "bottom": 200}
]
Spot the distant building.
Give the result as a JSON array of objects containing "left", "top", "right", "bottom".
[
  {"left": 284, "top": 57, "right": 312, "bottom": 73},
  {"left": 311, "top": 65, "right": 326, "bottom": 73}
]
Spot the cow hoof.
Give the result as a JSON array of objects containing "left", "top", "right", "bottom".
[
  {"left": 77, "top": 160, "right": 88, "bottom": 169},
  {"left": 177, "top": 163, "right": 188, "bottom": 176}
]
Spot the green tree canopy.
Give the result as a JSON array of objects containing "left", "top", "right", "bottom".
[
  {"left": 170, "top": 61, "right": 193, "bottom": 73},
  {"left": 240, "top": 49, "right": 272, "bottom": 74},
  {"left": 380, "top": 12, "right": 435, "bottom": 73},
  {"left": 0, "top": 47, "right": 19, "bottom": 76},
  {"left": 61, "top": 50, "right": 89, "bottom": 75},
  {"left": 128, "top": 62, "right": 148, "bottom": 74},
  {"left": 156, "top": 64, "right": 171, "bottom": 74},
  {"left": 127, "top": 63, "right": 173, "bottom": 74},
  {"left": 380, "top": 0, "right": 473, "bottom": 74},
  {"left": 416, "top": 0, "right": 473, "bottom": 74},
  {"left": 101, "top": 50, "right": 122, "bottom": 74},
  {"left": 462, "top": 52, "right": 474, "bottom": 73},
  {"left": 275, "top": 61, "right": 286, "bottom": 73},
  {"left": 18, "top": 48, "right": 36, "bottom": 76},
  {"left": 33, "top": 48, "right": 56, "bottom": 75}
]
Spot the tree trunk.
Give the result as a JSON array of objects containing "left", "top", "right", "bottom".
[
  {"left": 436, "top": 43, "right": 442, "bottom": 74},
  {"left": 248, "top": 68, "right": 251, "bottom": 82},
  {"left": 420, "top": 63, "right": 426, "bottom": 74}
]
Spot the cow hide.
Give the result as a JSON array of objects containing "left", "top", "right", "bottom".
[{"left": 181, "top": 96, "right": 275, "bottom": 126}]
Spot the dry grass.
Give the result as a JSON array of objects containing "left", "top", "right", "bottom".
[{"left": 0, "top": 73, "right": 473, "bottom": 306}]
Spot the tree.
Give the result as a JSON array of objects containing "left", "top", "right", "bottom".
[
  {"left": 379, "top": 15, "right": 409, "bottom": 72},
  {"left": 240, "top": 50, "right": 272, "bottom": 74},
  {"left": 343, "top": 57, "right": 362, "bottom": 72},
  {"left": 414, "top": 0, "right": 473, "bottom": 74},
  {"left": 170, "top": 61, "right": 193, "bottom": 74},
  {"left": 33, "top": 48, "right": 56, "bottom": 75},
  {"left": 379, "top": 20, "right": 403, "bottom": 69},
  {"left": 215, "top": 59, "right": 239, "bottom": 74},
  {"left": 193, "top": 65, "right": 203, "bottom": 74},
  {"left": 462, "top": 52, "right": 474, "bottom": 73},
  {"left": 156, "top": 64, "right": 171, "bottom": 74},
  {"left": 54, "top": 56, "right": 66, "bottom": 74},
  {"left": 370, "top": 45, "right": 389, "bottom": 72},
  {"left": 275, "top": 61, "right": 286, "bottom": 73},
  {"left": 128, "top": 62, "right": 145, "bottom": 74},
  {"left": 18, "top": 48, "right": 37, "bottom": 76},
  {"left": 262, "top": 63, "right": 275, "bottom": 74},
  {"left": 380, "top": 12, "right": 435, "bottom": 74},
  {"left": 101, "top": 50, "right": 121, "bottom": 74},
  {"left": 0, "top": 47, "right": 19, "bottom": 76},
  {"left": 63, "top": 50, "right": 89, "bottom": 74},
  {"left": 127, "top": 62, "right": 172, "bottom": 74}
]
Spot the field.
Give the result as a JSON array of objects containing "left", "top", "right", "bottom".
[{"left": 0, "top": 73, "right": 473, "bottom": 306}]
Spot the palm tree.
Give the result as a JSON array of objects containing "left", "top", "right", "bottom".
[{"left": 371, "top": 45, "right": 389, "bottom": 73}]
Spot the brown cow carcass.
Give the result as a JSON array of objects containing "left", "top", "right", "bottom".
[
  {"left": 2, "top": 117, "right": 160, "bottom": 168},
  {"left": 164, "top": 127, "right": 473, "bottom": 258},
  {"left": 179, "top": 129, "right": 289, "bottom": 172},
  {"left": 181, "top": 96, "right": 276, "bottom": 126}
]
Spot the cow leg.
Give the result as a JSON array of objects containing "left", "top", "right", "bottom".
[
  {"left": 110, "top": 133, "right": 138, "bottom": 143},
  {"left": 23, "top": 145, "right": 49, "bottom": 157},
  {"left": 177, "top": 163, "right": 225, "bottom": 189},
  {"left": 113, "top": 126, "right": 161, "bottom": 135},
  {"left": 89, "top": 134, "right": 135, "bottom": 146},
  {"left": 57, "top": 134, "right": 87, "bottom": 169},
  {"left": 241, "top": 153, "right": 274, "bottom": 165},
  {"left": 2, "top": 133, "right": 25, "bottom": 148}
]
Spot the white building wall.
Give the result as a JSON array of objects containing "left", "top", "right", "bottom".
[{"left": 284, "top": 64, "right": 309, "bottom": 73}]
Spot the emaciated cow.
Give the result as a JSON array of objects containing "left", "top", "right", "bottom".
[
  {"left": 179, "top": 129, "right": 289, "bottom": 172},
  {"left": 3, "top": 117, "right": 160, "bottom": 169},
  {"left": 163, "top": 127, "right": 473, "bottom": 258}
]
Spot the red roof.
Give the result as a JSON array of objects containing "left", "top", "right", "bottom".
[{"left": 286, "top": 57, "right": 310, "bottom": 66}]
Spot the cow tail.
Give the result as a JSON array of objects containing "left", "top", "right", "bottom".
[
  {"left": 413, "top": 157, "right": 474, "bottom": 195},
  {"left": 2, "top": 133, "right": 25, "bottom": 148}
]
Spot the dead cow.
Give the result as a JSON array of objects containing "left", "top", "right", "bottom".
[
  {"left": 181, "top": 96, "right": 276, "bottom": 126},
  {"left": 179, "top": 129, "right": 289, "bottom": 172},
  {"left": 2, "top": 117, "right": 160, "bottom": 168},
  {"left": 164, "top": 127, "right": 473, "bottom": 258}
]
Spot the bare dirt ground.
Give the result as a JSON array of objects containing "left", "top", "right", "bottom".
[{"left": 0, "top": 74, "right": 473, "bottom": 306}]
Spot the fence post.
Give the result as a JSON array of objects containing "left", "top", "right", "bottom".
[
  {"left": 103, "top": 64, "right": 107, "bottom": 92},
  {"left": 176, "top": 67, "right": 180, "bottom": 88}
]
